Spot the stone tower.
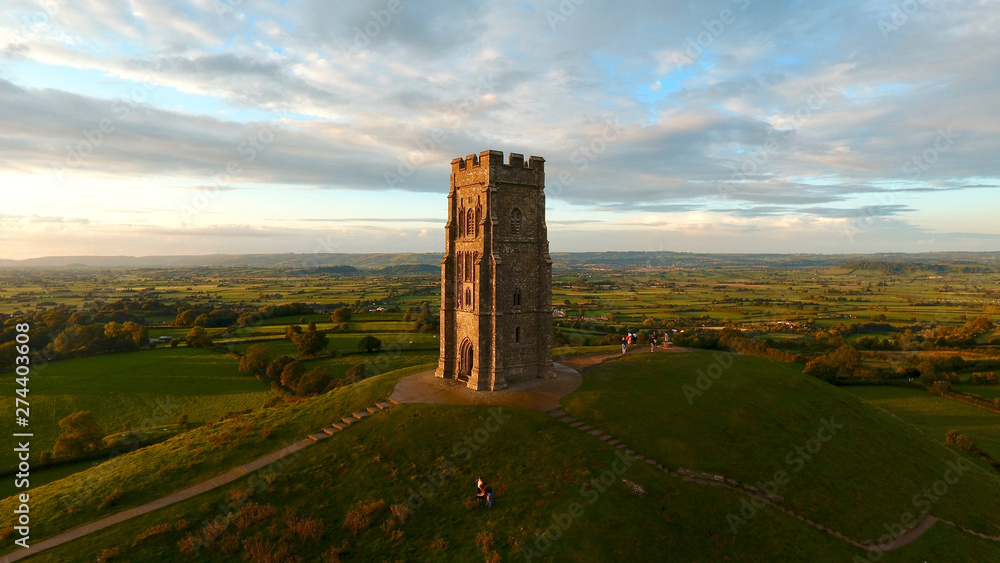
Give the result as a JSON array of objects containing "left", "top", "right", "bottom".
[{"left": 435, "top": 150, "right": 555, "bottom": 391}]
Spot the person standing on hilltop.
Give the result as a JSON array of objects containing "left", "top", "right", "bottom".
[{"left": 621, "top": 334, "right": 628, "bottom": 355}]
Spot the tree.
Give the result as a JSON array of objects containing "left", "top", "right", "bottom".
[
  {"left": 295, "top": 366, "right": 332, "bottom": 396},
  {"left": 280, "top": 361, "right": 306, "bottom": 389},
  {"left": 331, "top": 307, "right": 352, "bottom": 323},
  {"left": 290, "top": 322, "right": 329, "bottom": 356},
  {"left": 266, "top": 355, "right": 296, "bottom": 380},
  {"left": 239, "top": 343, "right": 272, "bottom": 374},
  {"left": 185, "top": 326, "right": 213, "bottom": 348},
  {"left": 52, "top": 411, "right": 105, "bottom": 458},
  {"left": 345, "top": 363, "right": 370, "bottom": 384},
  {"left": 358, "top": 335, "right": 383, "bottom": 353},
  {"left": 826, "top": 345, "right": 861, "bottom": 377}
]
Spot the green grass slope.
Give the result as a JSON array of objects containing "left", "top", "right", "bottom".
[
  {"left": 12, "top": 404, "right": 873, "bottom": 562},
  {"left": 561, "top": 351, "right": 1000, "bottom": 544},
  {"left": 0, "top": 364, "right": 431, "bottom": 553}
]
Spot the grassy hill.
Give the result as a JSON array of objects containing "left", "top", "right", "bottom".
[
  {"left": 562, "top": 351, "right": 1000, "bottom": 542},
  {"left": 5, "top": 353, "right": 1000, "bottom": 560}
]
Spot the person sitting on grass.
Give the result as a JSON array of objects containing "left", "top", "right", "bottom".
[{"left": 476, "top": 477, "right": 494, "bottom": 507}]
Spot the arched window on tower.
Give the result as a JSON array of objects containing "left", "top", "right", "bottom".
[
  {"left": 475, "top": 206, "right": 481, "bottom": 237},
  {"left": 515, "top": 326, "right": 521, "bottom": 343},
  {"left": 465, "top": 287, "right": 474, "bottom": 310},
  {"left": 510, "top": 208, "right": 523, "bottom": 236},
  {"left": 467, "top": 208, "right": 476, "bottom": 238},
  {"left": 513, "top": 288, "right": 522, "bottom": 308},
  {"left": 457, "top": 251, "right": 463, "bottom": 281},
  {"left": 458, "top": 207, "right": 466, "bottom": 237}
]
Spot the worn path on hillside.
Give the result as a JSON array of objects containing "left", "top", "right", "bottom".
[
  {"left": 391, "top": 349, "right": 1000, "bottom": 555},
  {"left": 0, "top": 401, "right": 397, "bottom": 563}
]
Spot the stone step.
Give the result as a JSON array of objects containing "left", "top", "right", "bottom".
[
  {"left": 341, "top": 417, "right": 356, "bottom": 425},
  {"left": 599, "top": 435, "right": 613, "bottom": 442},
  {"left": 644, "top": 459, "right": 657, "bottom": 465},
  {"left": 331, "top": 422, "right": 347, "bottom": 430},
  {"left": 587, "top": 429, "right": 604, "bottom": 437},
  {"left": 558, "top": 416, "right": 577, "bottom": 424},
  {"left": 569, "top": 421, "right": 585, "bottom": 428},
  {"left": 323, "top": 427, "right": 339, "bottom": 435},
  {"left": 549, "top": 409, "right": 568, "bottom": 417},
  {"left": 607, "top": 439, "right": 620, "bottom": 446},
  {"left": 308, "top": 432, "right": 330, "bottom": 441},
  {"left": 387, "top": 398, "right": 400, "bottom": 405},
  {"left": 376, "top": 402, "right": 393, "bottom": 410},
  {"left": 366, "top": 406, "right": 380, "bottom": 414},
  {"left": 577, "top": 425, "right": 592, "bottom": 432},
  {"left": 352, "top": 411, "right": 370, "bottom": 419}
]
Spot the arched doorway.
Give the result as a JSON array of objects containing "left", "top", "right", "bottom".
[{"left": 459, "top": 339, "right": 474, "bottom": 381}]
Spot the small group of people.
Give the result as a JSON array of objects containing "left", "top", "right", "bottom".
[
  {"left": 621, "top": 330, "right": 670, "bottom": 354},
  {"left": 621, "top": 332, "right": 637, "bottom": 354}
]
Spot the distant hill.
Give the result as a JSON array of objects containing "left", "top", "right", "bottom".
[
  {"left": 837, "top": 260, "right": 951, "bottom": 275},
  {"left": 0, "top": 251, "right": 997, "bottom": 270}
]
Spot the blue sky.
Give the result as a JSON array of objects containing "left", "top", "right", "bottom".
[{"left": 0, "top": 0, "right": 998, "bottom": 259}]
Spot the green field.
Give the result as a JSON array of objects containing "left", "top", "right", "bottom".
[
  {"left": 0, "top": 347, "right": 273, "bottom": 466},
  {"left": 845, "top": 385, "right": 1000, "bottom": 461}
]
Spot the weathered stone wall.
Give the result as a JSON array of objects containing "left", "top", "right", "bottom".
[{"left": 435, "top": 150, "right": 554, "bottom": 391}]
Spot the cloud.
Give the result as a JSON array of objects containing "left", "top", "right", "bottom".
[{"left": 1, "top": 0, "right": 998, "bottom": 256}]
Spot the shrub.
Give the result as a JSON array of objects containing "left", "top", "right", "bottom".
[
  {"left": 969, "top": 372, "right": 999, "bottom": 385},
  {"left": 294, "top": 366, "right": 332, "bottom": 396},
  {"left": 133, "top": 523, "right": 171, "bottom": 546},
  {"left": 287, "top": 516, "right": 325, "bottom": 542},
  {"left": 99, "top": 488, "right": 124, "bottom": 510},
  {"left": 266, "top": 355, "right": 296, "bottom": 380},
  {"left": 178, "top": 535, "right": 199, "bottom": 555},
  {"left": 331, "top": 307, "right": 352, "bottom": 323},
  {"left": 930, "top": 380, "right": 951, "bottom": 395},
  {"left": 219, "top": 533, "right": 241, "bottom": 554},
  {"left": 239, "top": 343, "right": 272, "bottom": 374},
  {"left": 185, "top": 326, "right": 212, "bottom": 348},
  {"left": 343, "top": 500, "right": 385, "bottom": 536},
  {"left": 345, "top": 363, "right": 370, "bottom": 384},
  {"left": 96, "top": 546, "right": 120, "bottom": 562},
  {"left": 358, "top": 335, "right": 383, "bottom": 353},
  {"left": 476, "top": 531, "right": 494, "bottom": 553}
]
